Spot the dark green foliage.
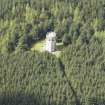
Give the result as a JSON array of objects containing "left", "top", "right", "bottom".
[
  {"left": 62, "top": 34, "right": 71, "bottom": 46},
  {"left": 61, "top": 38, "right": 105, "bottom": 104},
  {"left": 0, "top": 0, "right": 105, "bottom": 105},
  {"left": 1, "top": 38, "right": 105, "bottom": 105},
  {"left": 0, "top": 52, "right": 76, "bottom": 105},
  {"left": 0, "top": 0, "right": 105, "bottom": 52}
]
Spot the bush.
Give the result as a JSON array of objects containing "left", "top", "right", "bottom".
[{"left": 62, "top": 34, "right": 71, "bottom": 46}]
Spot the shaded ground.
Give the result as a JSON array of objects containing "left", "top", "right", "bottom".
[{"left": 0, "top": 93, "right": 58, "bottom": 105}]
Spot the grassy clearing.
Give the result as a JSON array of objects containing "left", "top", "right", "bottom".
[
  {"left": 31, "top": 40, "right": 45, "bottom": 52},
  {"left": 31, "top": 40, "right": 64, "bottom": 57}
]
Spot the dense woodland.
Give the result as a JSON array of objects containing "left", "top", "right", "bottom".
[
  {"left": 0, "top": 0, "right": 105, "bottom": 105},
  {"left": 0, "top": 0, "right": 105, "bottom": 53}
]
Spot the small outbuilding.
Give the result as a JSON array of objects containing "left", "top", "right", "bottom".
[{"left": 45, "top": 32, "right": 56, "bottom": 52}]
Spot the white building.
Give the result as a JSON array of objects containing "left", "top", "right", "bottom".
[{"left": 45, "top": 32, "right": 56, "bottom": 52}]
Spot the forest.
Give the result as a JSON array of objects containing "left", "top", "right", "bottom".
[{"left": 0, "top": 0, "right": 105, "bottom": 105}]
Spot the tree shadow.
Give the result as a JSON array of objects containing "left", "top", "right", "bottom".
[
  {"left": 0, "top": 93, "right": 58, "bottom": 105},
  {"left": 59, "top": 59, "right": 81, "bottom": 105},
  {"left": 5, "top": 93, "right": 104, "bottom": 105}
]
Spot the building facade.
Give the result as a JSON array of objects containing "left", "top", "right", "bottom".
[{"left": 45, "top": 32, "right": 56, "bottom": 52}]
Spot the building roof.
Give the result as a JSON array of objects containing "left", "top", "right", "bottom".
[{"left": 46, "top": 32, "right": 56, "bottom": 39}]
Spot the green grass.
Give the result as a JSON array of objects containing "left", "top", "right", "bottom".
[
  {"left": 31, "top": 40, "right": 64, "bottom": 57},
  {"left": 52, "top": 51, "right": 62, "bottom": 57},
  {"left": 95, "top": 31, "right": 105, "bottom": 38},
  {"left": 31, "top": 40, "right": 45, "bottom": 52}
]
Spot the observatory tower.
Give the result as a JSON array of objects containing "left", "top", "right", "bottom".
[{"left": 45, "top": 32, "right": 56, "bottom": 52}]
